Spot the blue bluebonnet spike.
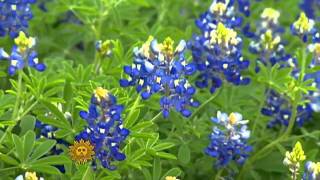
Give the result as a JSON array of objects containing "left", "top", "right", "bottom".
[
  {"left": 291, "top": 12, "right": 316, "bottom": 43},
  {"left": 0, "top": 0, "right": 36, "bottom": 38},
  {"left": 261, "top": 90, "right": 313, "bottom": 128},
  {"left": 300, "top": 0, "right": 320, "bottom": 19},
  {"left": 303, "top": 161, "right": 320, "bottom": 180},
  {"left": 120, "top": 36, "right": 199, "bottom": 118},
  {"left": 205, "top": 111, "right": 251, "bottom": 167},
  {"left": 188, "top": 0, "right": 250, "bottom": 93},
  {"left": 0, "top": 31, "right": 46, "bottom": 75},
  {"left": 75, "top": 87, "right": 129, "bottom": 170}
]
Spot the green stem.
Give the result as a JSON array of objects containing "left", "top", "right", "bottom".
[
  {"left": 151, "top": 112, "right": 162, "bottom": 122},
  {"left": 15, "top": 100, "right": 38, "bottom": 121},
  {"left": 190, "top": 88, "right": 221, "bottom": 120},
  {"left": 238, "top": 102, "right": 298, "bottom": 179},
  {"left": 252, "top": 85, "right": 269, "bottom": 136},
  {"left": 0, "top": 166, "right": 19, "bottom": 172},
  {"left": 93, "top": 1, "right": 106, "bottom": 74},
  {"left": 214, "top": 169, "right": 223, "bottom": 180},
  {"left": 12, "top": 72, "right": 22, "bottom": 119},
  {"left": 0, "top": 72, "right": 23, "bottom": 146}
]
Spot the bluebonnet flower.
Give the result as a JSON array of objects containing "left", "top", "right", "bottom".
[
  {"left": 306, "top": 32, "right": 320, "bottom": 113},
  {"left": 300, "top": 0, "right": 320, "bottom": 19},
  {"left": 188, "top": 0, "right": 250, "bottom": 93},
  {"left": 95, "top": 40, "right": 113, "bottom": 57},
  {"left": 0, "top": 0, "right": 36, "bottom": 38},
  {"left": 75, "top": 87, "right": 130, "bottom": 170},
  {"left": 303, "top": 161, "right": 320, "bottom": 180},
  {"left": 0, "top": 31, "right": 46, "bottom": 75},
  {"left": 291, "top": 12, "right": 316, "bottom": 42},
  {"left": 261, "top": 90, "right": 313, "bottom": 128},
  {"left": 120, "top": 36, "right": 199, "bottom": 118},
  {"left": 205, "top": 111, "right": 251, "bottom": 167},
  {"left": 247, "top": 8, "right": 295, "bottom": 71},
  {"left": 246, "top": 9, "right": 314, "bottom": 128}
]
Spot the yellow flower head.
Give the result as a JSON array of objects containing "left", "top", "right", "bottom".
[
  {"left": 14, "top": 31, "right": 35, "bottom": 53},
  {"left": 260, "top": 30, "right": 281, "bottom": 50},
  {"left": 283, "top": 141, "right": 306, "bottom": 166},
  {"left": 94, "top": 87, "right": 109, "bottom": 102},
  {"left": 141, "top": 36, "right": 154, "bottom": 58},
  {"left": 210, "top": 22, "right": 238, "bottom": 47},
  {"left": 261, "top": 8, "right": 280, "bottom": 24},
  {"left": 229, "top": 113, "right": 238, "bottom": 125},
  {"left": 210, "top": 2, "right": 227, "bottom": 15},
  {"left": 165, "top": 176, "right": 179, "bottom": 180},
  {"left": 293, "top": 12, "right": 314, "bottom": 34},
  {"left": 69, "top": 139, "right": 95, "bottom": 164},
  {"left": 308, "top": 162, "right": 320, "bottom": 176},
  {"left": 98, "top": 40, "right": 113, "bottom": 57},
  {"left": 313, "top": 43, "right": 320, "bottom": 56},
  {"left": 25, "top": 172, "right": 38, "bottom": 180},
  {"left": 159, "top": 37, "right": 175, "bottom": 58}
]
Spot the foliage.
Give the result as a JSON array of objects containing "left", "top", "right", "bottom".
[{"left": 0, "top": 0, "right": 320, "bottom": 180}]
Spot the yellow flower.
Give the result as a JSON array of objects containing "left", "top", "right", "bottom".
[
  {"left": 283, "top": 141, "right": 306, "bottom": 166},
  {"left": 260, "top": 30, "right": 281, "bottom": 50},
  {"left": 293, "top": 12, "right": 314, "bottom": 34},
  {"left": 159, "top": 37, "right": 175, "bottom": 58},
  {"left": 94, "top": 87, "right": 109, "bottom": 102},
  {"left": 261, "top": 8, "right": 280, "bottom": 24},
  {"left": 312, "top": 43, "right": 320, "bottom": 56},
  {"left": 229, "top": 113, "right": 238, "bottom": 125},
  {"left": 69, "top": 139, "right": 95, "bottom": 164},
  {"left": 141, "top": 36, "right": 154, "bottom": 58},
  {"left": 98, "top": 40, "right": 113, "bottom": 57},
  {"left": 308, "top": 162, "right": 320, "bottom": 176},
  {"left": 210, "top": 2, "right": 227, "bottom": 15},
  {"left": 165, "top": 176, "right": 179, "bottom": 180},
  {"left": 14, "top": 31, "right": 35, "bottom": 53},
  {"left": 210, "top": 23, "right": 238, "bottom": 47},
  {"left": 25, "top": 172, "right": 38, "bottom": 180}
]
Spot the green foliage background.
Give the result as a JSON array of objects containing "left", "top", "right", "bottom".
[{"left": 1, "top": 0, "right": 320, "bottom": 179}]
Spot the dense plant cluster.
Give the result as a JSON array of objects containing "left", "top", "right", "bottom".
[{"left": 0, "top": 0, "right": 319, "bottom": 179}]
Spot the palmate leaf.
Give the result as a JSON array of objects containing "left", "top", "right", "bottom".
[
  {"left": 29, "top": 140, "right": 56, "bottom": 161},
  {"left": 12, "top": 134, "right": 24, "bottom": 162},
  {"left": 23, "top": 131, "right": 36, "bottom": 161},
  {"left": 31, "top": 155, "right": 70, "bottom": 166},
  {"left": 6, "top": 130, "right": 65, "bottom": 175}
]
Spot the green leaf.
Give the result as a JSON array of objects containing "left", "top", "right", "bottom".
[
  {"left": 19, "top": 115, "right": 36, "bottom": 136},
  {"left": 37, "top": 115, "right": 67, "bottom": 129},
  {"left": 178, "top": 144, "right": 190, "bottom": 164},
  {"left": 40, "top": 100, "right": 70, "bottom": 127},
  {"left": 153, "top": 142, "right": 175, "bottom": 151},
  {"left": 55, "top": 129, "right": 73, "bottom": 138},
  {"left": 30, "top": 140, "right": 56, "bottom": 161},
  {"left": 155, "top": 152, "right": 177, "bottom": 160},
  {"left": 161, "top": 168, "right": 182, "bottom": 180},
  {"left": 32, "top": 155, "right": 70, "bottom": 165},
  {"left": 125, "top": 96, "right": 141, "bottom": 128},
  {"left": 30, "top": 165, "right": 61, "bottom": 175},
  {"left": 254, "top": 152, "right": 287, "bottom": 173},
  {"left": 23, "top": 131, "right": 35, "bottom": 161},
  {"left": 12, "top": 134, "right": 24, "bottom": 162},
  {"left": 142, "top": 168, "right": 152, "bottom": 180},
  {"left": 82, "top": 164, "right": 95, "bottom": 180},
  {"left": 63, "top": 81, "right": 73, "bottom": 111},
  {"left": 153, "top": 158, "right": 161, "bottom": 180},
  {"left": 0, "top": 153, "right": 19, "bottom": 165}
]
